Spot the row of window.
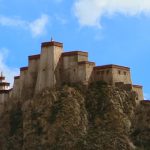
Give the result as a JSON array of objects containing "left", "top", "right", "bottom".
[{"left": 96, "top": 70, "right": 127, "bottom": 75}]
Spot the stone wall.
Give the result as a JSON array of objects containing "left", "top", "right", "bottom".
[
  {"left": 27, "top": 54, "right": 40, "bottom": 97},
  {"left": 61, "top": 51, "right": 88, "bottom": 83},
  {"left": 35, "top": 41, "right": 63, "bottom": 93},
  {"left": 20, "top": 67, "right": 28, "bottom": 99},
  {"left": 1, "top": 40, "right": 144, "bottom": 103},
  {"left": 132, "top": 85, "right": 144, "bottom": 103},
  {"left": 93, "top": 65, "right": 132, "bottom": 84},
  {"left": 12, "top": 76, "right": 20, "bottom": 99},
  {"left": 78, "top": 61, "right": 95, "bottom": 84}
]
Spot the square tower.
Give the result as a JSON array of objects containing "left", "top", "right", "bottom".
[{"left": 35, "top": 40, "right": 63, "bottom": 93}]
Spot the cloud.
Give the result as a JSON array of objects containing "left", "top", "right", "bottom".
[
  {"left": 55, "top": 14, "right": 68, "bottom": 25},
  {"left": 29, "top": 14, "right": 49, "bottom": 37},
  {"left": 74, "top": 0, "right": 150, "bottom": 27},
  {"left": 0, "top": 14, "right": 49, "bottom": 37},
  {"left": 0, "top": 48, "right": 19, "bottom": 87}
]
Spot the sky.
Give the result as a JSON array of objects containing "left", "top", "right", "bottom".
[{"left": 0, "top": 0, "right": 150, "bottom": 99}]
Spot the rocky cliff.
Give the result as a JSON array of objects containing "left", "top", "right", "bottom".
[{"left": 0, "top": 82, "right": 149, "bottom": 150}]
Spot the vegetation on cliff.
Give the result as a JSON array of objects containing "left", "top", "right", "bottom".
[{"left": 0, "top": 82, "right": 149, "bottom": 150}]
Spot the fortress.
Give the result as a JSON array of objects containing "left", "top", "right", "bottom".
[{"left": 0, "top": 40, "right": 144, "bottom": 103}]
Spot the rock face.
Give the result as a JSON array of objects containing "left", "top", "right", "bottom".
[{"left": 0, "top": 82, "right": 149, "bottom": 150}]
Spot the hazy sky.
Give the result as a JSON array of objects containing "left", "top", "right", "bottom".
[{"left": 0, "top": 0, "right": 150, "bottom": 99}]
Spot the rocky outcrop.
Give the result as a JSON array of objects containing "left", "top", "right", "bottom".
[{"left": 0, "top": 82, "right": 149, "bottom": 150}]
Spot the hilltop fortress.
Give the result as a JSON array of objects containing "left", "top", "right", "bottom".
[{"left": 0, "top": 40, "right": 144, "bottom": 103}]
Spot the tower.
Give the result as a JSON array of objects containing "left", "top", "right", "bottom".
[
  {"left": 35, "top": 40, "right": 63, "bottom": 93},
  {"left": 0, "top": 72, "right": 10, "bottom": 102}
]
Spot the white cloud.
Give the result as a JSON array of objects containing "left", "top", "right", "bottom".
[
  {"left": 74, "top": 0, "right": 150, "bottom": 27},
  {"left": 0, "top": 14, "right": 49, "bottom": 37},
  {"left": 0, "top": 48, "right": 19, "bottom": 87},
  {"left": 29, "top": 14, "right": 49, "bottom": 37},
  {"left": 0, "top": 16, "right": 26, "bottom": 27},
  {"left": 55, "top": 14, "right": 68, "bottom": 25}
]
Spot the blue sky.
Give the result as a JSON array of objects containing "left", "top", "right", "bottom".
[{"left": 0, "top": 0, "right": 150, "bottom": 99}]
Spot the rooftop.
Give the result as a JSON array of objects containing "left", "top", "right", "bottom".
[{"left": 94, "top": 64, "right": 130, "bottom": 71}]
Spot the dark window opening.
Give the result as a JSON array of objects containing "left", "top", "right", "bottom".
[
  {"left": 124, "top": 71, "right": 127, "bottom": 75},
  {"left": 106, "top": 70, "right": 109, "bottom": 74}
]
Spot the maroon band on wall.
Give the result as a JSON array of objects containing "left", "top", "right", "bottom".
[
  {"left": 94, "top": 64, "right": 130, "bottom": 71},
  {"left": 62, "top": 51, "right": 88, "bottom": 57},
  {"left": 29, "top": 54, "right": 40, "bottom": 60},
  {"left": 42, "top": 41, "right": 63, "bottom": 48},
  {"left": 20, "top": 67, "right": 28, "bottom": 71}
]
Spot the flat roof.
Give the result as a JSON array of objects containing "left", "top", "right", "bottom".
[
  {"left": 133, "top": 85, "right": 143, "bottom": 88},
  {"left": 20, "top": 67, "right": 28, "bottom": 71},
  {"left": 42, "top": 41, "right": 63, "bottom": 48},
  {"left": 78, "top": 61, "right": 95, "bottom": 65},
  {"left": 14, "top": 76, "right": 20, "bottom": 79},
  {"left": 62, "top": 51, "right": 88, "bottom": 57},
  {"left": 94, "top": 64, "right": 130, "bottom": 71},
  {"left": 140, "top": 100, "right": 150, "bottom": 106},
  {"left": 0, "top": 77, "right": 5, "bottom": 80},
  {"left": 29, "top": 54, "right": 40, "bottom": 60}
]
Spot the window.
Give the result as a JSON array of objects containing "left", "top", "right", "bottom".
[
  {"left": 124, "top": 71, "right": 127, "bottom": 75},
  {"left": 97, "top": 71, "right": 100, "bottom": 75},
  {"left": 118, "top": 70, "right": 121, "bottom": 74},
  {"left": 101, "top": 71, "right": 104, "bottom": 75},
  {"left": 106, "top": 70, "right": 109, "bottom": 75}
]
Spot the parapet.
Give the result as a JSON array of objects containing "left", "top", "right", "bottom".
[
  {"left": 140, "top": 100, "right": 150, "bottom": 106},
  {"left": 94, "top": 64, "right": 130, "bottom": 71},
  {"left": 20, "top": 67, "right": 28, "bottom": 71},
  {"left": 14, "top": 76, "right": 20, "bottom": 80},
  {"left": 133, "top": 85, "right": 143, "bottom": 89},
  {"left": 28, "top": 54, "right": 40, "bottom": 60},
  {"left": 78, "top": 61, "right": 95, "bottom": 65},
  {"left": 41, "top": 41, "right": 63, "bottom": 48},
  {"left": 62, "top": 51, "right": 88, "bottom": 57}
]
